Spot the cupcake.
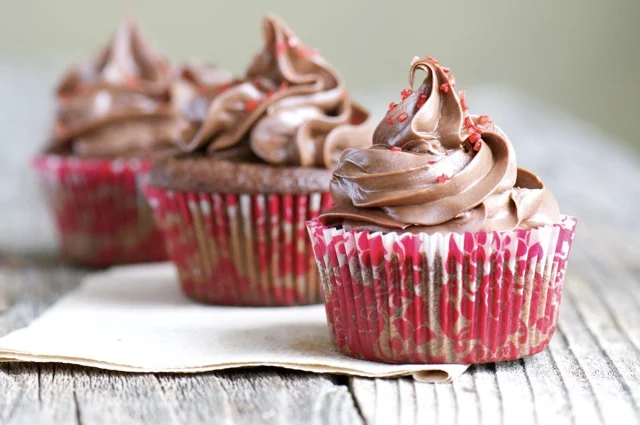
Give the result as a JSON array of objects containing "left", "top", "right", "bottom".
[
  {"left": 145, "top": 14, "right": 374, "bottom": 306},
  {"left": 33, "top": 19, "right": 225, "bottom": 266},
  {"left": 307, "top": 56, "right": 577, "bottom": 364}
]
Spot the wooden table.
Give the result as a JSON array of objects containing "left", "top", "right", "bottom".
[{"left": 1, "top": 66, "right": 639, "bottom": 424}]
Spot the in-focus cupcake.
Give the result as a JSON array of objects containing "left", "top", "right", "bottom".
[
  {"left": 33, "top": 19, "right": 226, "bottom": 266},
  {"left": 145, "top": 14, "right": 374, "bottom": 306},
  {"left": 307, "top": 56, "right": 577, "bottom": 364}
]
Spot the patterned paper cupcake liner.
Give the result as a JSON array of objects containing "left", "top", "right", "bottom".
[
  {"left": 144, "top": 185, "right": 333, "bottom": 306},
  {"left": 33, "top": 155, "right": 167, "bottom": 267},
  {"left": 306, "top": 216, "right": 577, "bottom": 364}
]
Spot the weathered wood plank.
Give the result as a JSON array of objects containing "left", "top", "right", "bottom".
[
  {"left": 567, "top": 266, "right": 640, "bottom": 418},
  {"left": 0, "top": 363, "right": 364, "bottom": 425},
  {"left": 70, "top": 370, "right": 177, "bottom": 425},
  {"left": 155, "top": 370, "right": 362, "bottom": 425},
  {"left": 0, "top": 363, "right": 57, "bottom": 425},
  {"left": 470, "top": 365, "right": 503, "bottom": 425},
  {"left": 520, "top": 350, "right": 573, "bottom": 425},
  {"left": 494, "top": 360, "right": 538, "bottom": 425},
  {"left": 449, "top": 369, "right": 480, "bottom": 425}
]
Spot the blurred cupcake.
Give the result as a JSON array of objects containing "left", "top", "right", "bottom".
[
  {"left": 145, "top": 14, "right": 374, "bottom": 306},
  {"left": 33, "top": 19, "right": 228, "bottom": 267},
  {"left": 307, "top": 56, "right": 577, "bottom": 364}
]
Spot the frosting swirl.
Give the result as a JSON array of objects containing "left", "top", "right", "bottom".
[
  {"left": 48, "top": 19, "right": 184, "bottom": 158},
  {"left": 172, "top": 61, "right": 235, "bottom": 143},
  {"left": 320, "top": 56, "right": 560, "bottom": 233},
  {"left": 182, "top": 14, "right": 373, "bottom": 169}
]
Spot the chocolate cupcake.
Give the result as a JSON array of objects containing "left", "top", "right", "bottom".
[
  {"left": 33, "top": 19, "right": 223, "bottom": 266},
  {"left": 307, "top": 56, "right": 577, "bottom": 364},
  {"left": 145, "top": 14, "right": 374, "bottom": 306}
]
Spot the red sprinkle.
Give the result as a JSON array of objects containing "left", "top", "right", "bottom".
[
  {"left": 441, "top": 66, "right": 450, "bottom": 73},
  {"left": 436, "top": 174, "right": 449, "bottom": 184},
  {"left": 400, "top": 89, "right": 413, "bottom": 100},
  {"left": 218, "top": 83, "right": 231, "bottom": 92},
  {"left": 478, "top": 115, "right": 490, "bottom": 124},
  {"left": 428, "top": 161, "right": 436, "bottom": 165},
  {"left": 474, "top": 142, "right": 482, "bottom": 151},
  {"left": 275, "top": 40, "right": 287, "bottom": 56},
  {"left": 464, "top": 116, "right": 474, "bottom": 129},
  {"left": 397, "top": 112, "right": 409, "bottom": 123},
  {"left": 439, "top": 83, "right": 450, "bottom": 93},
  {"left": 469, "top": 133, "right": 481, "bottom": 143},
  {"left": 426, "top": 56, "right": 439, "bottom": 64},
  {"left": 386, "top": 116, "right": 394, "bottom": 125},
  {"left": 279, "top": 81, "right": 289, "bottom": 91},
  {"left": 390, "top": 146, "right": 402, "bottom": 152},
  {"left": 388, "top": 101, "right": 398, "bottom": 111},
  {"left": 244, "top": 98, "right": 260, "bottom": 112},
  {"left": 417, "top": 93, "right": 428, "bottom": 107},
  {"left": 468, "top": 125, "right": 480, "bottom": 134}
]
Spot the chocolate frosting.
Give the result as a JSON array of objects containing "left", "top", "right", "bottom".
[
  {"left": 48, "top": 19, "right": 185, "bottom": 158},
  {"left": 174, "top": 61, "right": 235, "bottom": 123},
  {"left": 181, "top": 14, "right": 373, "bottom": 169},
  {"left": 321, "top": 56, "right": 561, "bottom": 233}
]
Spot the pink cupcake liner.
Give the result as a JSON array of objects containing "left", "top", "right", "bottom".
[
  {"left": 306, "top": 216, "right": 577, "bottom": 364},
  {"left": 144, "top": 185, "right": 333, "bottom": 306},
  {"left": 33, "top": 155, "right": 167, "bottom": 267}
]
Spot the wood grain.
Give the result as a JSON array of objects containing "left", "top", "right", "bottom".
[
  {"left": 1, "top": 68, "right": 640, "bottom": 424},
  {"left": 1, "top": 363, "right": 364, "bottom": 425}
]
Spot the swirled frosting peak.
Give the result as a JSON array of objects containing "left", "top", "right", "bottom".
[
  {"left": 49, "top": 18, "right": 182, "bottom": 158},
  {"left": 320, "top": 56, "right": 560, "bottom": 233},
  {"left": 182, "top": 14, "right": 373, "bottom": 169}
]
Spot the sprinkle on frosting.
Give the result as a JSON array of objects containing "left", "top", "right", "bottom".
[
  {"left": 436, "top": 174, "right": 449, "bottom": 184},
  {"left": 400, "top": 89, "right": 413, "bottom": 100},
  {"left": 320, "top": 56, "right": 561, "bottom": 234}
]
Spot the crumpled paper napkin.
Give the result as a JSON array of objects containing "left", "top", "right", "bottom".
[{"left": 0, "top": 263, "right": 468, "bottom": 383}]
